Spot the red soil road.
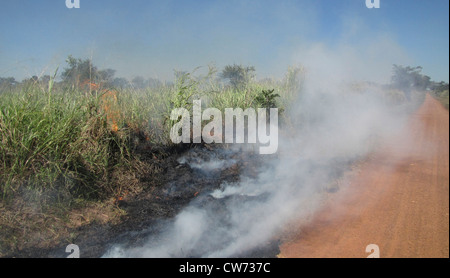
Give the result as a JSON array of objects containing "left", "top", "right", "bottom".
[{"left": 279, "top": 94, "right": 449, "bottom": 258}]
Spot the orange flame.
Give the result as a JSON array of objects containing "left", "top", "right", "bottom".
[
  {"left": 81, "top": 80, "right": 100, "bottom": 90},
  {"left": 101, "top": 89, "right": 120, "bottom": 132},
  {"left": 83, "top": 80, "right": 120, "bottom": 132}
]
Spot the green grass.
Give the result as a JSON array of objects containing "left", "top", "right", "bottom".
[
  {"left": 0, "top": 66, "right": 429, "bottom": 256},
  {"left": 0, "top": 85, "right": 132, "bottom": 199},
  {"left": 0, "top": 67, "right": 301, "bottom": 200},
  {"left": 2, "top": 66, "right": 420, "bottom": 202},
  {"left": 433, "top": 89, "right": 449, "bottom": 109}
]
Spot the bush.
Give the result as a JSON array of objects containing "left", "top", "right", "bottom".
[
  {"left": 0, "top": 86, "right": 132, "bottom": 199},
  {"left": 253, "top": 89, "right": 280, "bottom": 109}
]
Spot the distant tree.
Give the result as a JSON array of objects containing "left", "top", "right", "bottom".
[
  {"left": 220, "top": 64, "right": 255, "bottom": 90},
  {"left": 147, "top": 77, "right": 163, "bottom": 88},
  {"left": 40, "top": 75, "right": 51, "bottom": 84},
  {"left": 111, "top": 77, "right": 129, "bottom": 89},
  {"left": 391, "top": 65, "right": 431, "bottom": 100},
  {"left": 98, "top": 68, "right": 116, "bottom": 84},
  {"left": 429, "top": 81, "right": 449, "bottom": 93},
  {"left": 39, "top": 75, "right": 51, "bottom": 87},
  {"left": 61, "top": 55, "right": 98, "bottom": 87},
  {"left": 61, "top": 55, "right": 119, "bottom": 90},
  {"left": 20, "top": 76, "right": 38, "bottom": 86},
  {"left": 391, "top": 65, "right": 431, "bottom": 90},
  {"left": 0, "top": 77, "right": 17, "bottom": 91},
  {"left": 131, "top": 76, "right": 145, "bottom": 89},
  {"left": 1, "top": 77, "right": 16, "bottom": 85}
]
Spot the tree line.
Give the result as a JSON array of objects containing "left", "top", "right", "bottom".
[{"left": 1, "top": 56, "right": 447, "bottom": 94}]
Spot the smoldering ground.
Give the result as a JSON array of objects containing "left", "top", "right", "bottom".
[{"left": 102, "top": 45, "right": 416, "bottom": 258}]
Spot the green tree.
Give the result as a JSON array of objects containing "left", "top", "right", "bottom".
[
  {"left": 111, "top": 77, "right": 129, "bottom": 89},
  {"left": 131, "top": 76, "right": 145, "bottom": 89},
  {"left": 0, "top": 77, "right": 17, "bottom": 91},
  {"left": 40, "top": 75, "right": 51, "bottom": 85},
  {"left": 391, "top": 65, "right": 431, "bottom": 99},
  {"left": 61, "top": 55, "right": 98, "bottom": 87},
  {"left": 61, "top": 55, "right": 116, "bottom": 88},
  {"left": 253, "top": 89, "right": 280, "bottom": 109},
  {"left": 430, "top": 81, "right": 448, "bottom": 93},
  {"left": 98, "top": 68, "right": 116, "bottom": 84},
  {"left": 220, "top": 64, "right": 255, "bottom": 90}
]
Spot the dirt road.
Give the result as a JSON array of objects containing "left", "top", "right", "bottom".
[{"left": 279, "top": 94, "right": 449, "bottom": 258}]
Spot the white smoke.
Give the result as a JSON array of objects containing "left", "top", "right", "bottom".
[
  {"left": 177, "top": 155, "right": 236, "bottom": 172},
  {"left": 103, "top": 41, "right": 413, "bottom": 258}
]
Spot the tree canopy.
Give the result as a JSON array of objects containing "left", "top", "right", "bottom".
[
  {"left": 61, "top": 55, "right": 116, "bottom": 88},
  {"left": 391, "top": 65, "right": 431, "bottom": 92},
  {"left": 220, "top": 64, "right": 255, "bottom": 89}
]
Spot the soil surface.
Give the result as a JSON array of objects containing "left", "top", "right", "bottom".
[
  {"left": 5, "top": 144, "right": 279, "bottom": 258},
  {"left": 279, "top": 94, "right": 449, "bottom": 258},
  {"left": 5, "top": 94, "right": 447, "bottom": 258}
]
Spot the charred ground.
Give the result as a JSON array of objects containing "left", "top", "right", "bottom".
[
  {"left": 2, "top": 142, "right": 273, "bottom": 257},
  {"left": 3, "top": 138, "right": 355, "bottom": 258}
]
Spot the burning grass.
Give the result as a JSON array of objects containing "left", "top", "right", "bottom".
[
  {"left": 0, "top": 65, "right": 423, "bottom": 257},
  {"left": 0, "top": 69, "right": 290, "bottom": 255}
]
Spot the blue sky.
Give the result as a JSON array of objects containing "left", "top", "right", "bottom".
[{"left": 0, "top": 0, "right": 448, "bottom": 83}]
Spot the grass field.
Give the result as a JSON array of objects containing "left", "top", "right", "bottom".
[
  {"left": 0, "top": 68, "right": 300, "bottom": 200},
  {"left": 0, "top": 66, "right": 426, "bottom": 256}
]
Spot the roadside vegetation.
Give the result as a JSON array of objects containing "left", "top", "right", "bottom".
[
  {"left": 430, "top": 81, "right": 449, "bottom": 109},
  {"left": 0, "top": 57, "right": 436, "bottom": 256}
]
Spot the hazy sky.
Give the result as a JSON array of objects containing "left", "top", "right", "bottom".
[{"left": 0, "top": 0, "right": 448, "bottom": 83}]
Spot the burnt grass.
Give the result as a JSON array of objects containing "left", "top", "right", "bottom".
[
  {"left": 5, "top": 140, "right": 354, "bottom": 258},
  {"left": 6, "top": 142, "right": 282, "bottom": 258}
]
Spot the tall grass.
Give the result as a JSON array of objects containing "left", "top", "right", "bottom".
[
  {"left": 0, "top": 66, "right": 304, "bottom": 199},
  {"left": 432, "top": 89, "right": 449, "bottom": 109},
  {"left": 2, "top": 64, "right": 422, "bottom": 201},
  {"left": 0, "top": 85, "right": 131, "bottom": 199}
]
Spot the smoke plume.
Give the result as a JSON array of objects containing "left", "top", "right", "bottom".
[{"left": 103, "top": 42, "right": 412, "bottom": 258}]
